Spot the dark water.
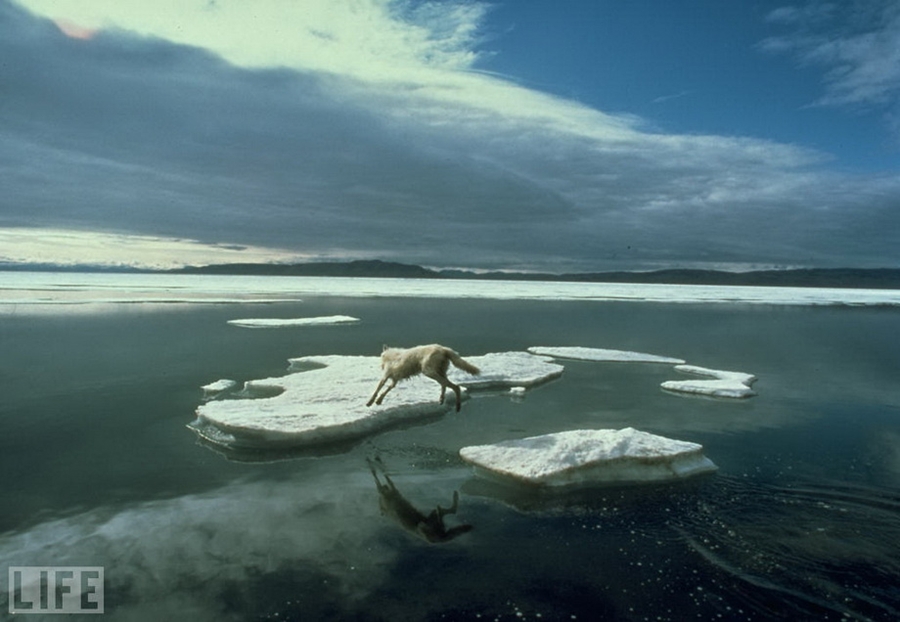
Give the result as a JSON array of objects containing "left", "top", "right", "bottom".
[{"left": 2, "top": 296, "right": 899, "bottom": 620}]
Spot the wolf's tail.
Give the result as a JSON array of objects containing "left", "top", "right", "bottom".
[{"left": 448, "top": 351, "right": 480, "bottom": 375}]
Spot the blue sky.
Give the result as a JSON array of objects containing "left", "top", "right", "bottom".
[
  {"left": 484, "top": 1, "right": 895, "bottom": 171},
  {"left": 2, "top": 0, "right": 899, "bottom": 271}
]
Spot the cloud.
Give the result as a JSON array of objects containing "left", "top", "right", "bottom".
[
  {"left": 0, "top": 228, "right": 313, "bottom": 269},
  {"left": 761, "top": 1, "right": 900, "bottom": 109},
  {"left": 16, "top": 0, "right": 488, "bottom": 79},
  {"left": 3, "top": 0, "right": 899, "bottom": 271}
]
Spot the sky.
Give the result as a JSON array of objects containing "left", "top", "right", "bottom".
[{"left": 2, "top": 0, "right": 899, "bottom": 272}]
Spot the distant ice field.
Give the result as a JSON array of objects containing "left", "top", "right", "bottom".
[{"left": 2, "top": 271, "right": 900, "bottom": 312}]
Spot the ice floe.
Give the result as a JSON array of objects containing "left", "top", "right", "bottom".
[
  {"left": 193, "top": 351, "right": 563, "bottom": 449},
  {"left": 227, "top": 315, "right": 360, "bottom": 328},
  {"left": 661, "top": 365, "right": 757, "bottom": 399},
  {"left": 528, "top": 346, "right": 685, "bottom": 365},
  {"left": 201, "top": 378, "right": 239, "bottom": 397},
  {"left": 459, "top": 428, "right": 718, "bottom": 488},
  {"left": 450, "top": 352, "right": 563, "bottom": 389}
]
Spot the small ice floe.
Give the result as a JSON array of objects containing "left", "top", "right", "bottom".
[
  {"left": 459, "top": 427, "right": 717, "bottom": 488},
  {"left": 661, "top": 365, "right": 757, "bottom": 399},
  {"left": 193, "top": 352, "right": 564, "bottom": 449},
  {"left": 201, "top": 379, "right": 239, "bottom": 398},
  {"left": 226, "top": 315, "right": 360, "bottom": 328},
  {"left": 528, "top": 346, "right": 685, "bottom": 365}
]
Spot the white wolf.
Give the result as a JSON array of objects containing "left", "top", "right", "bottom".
[{"left": 366, "top": 344, "right": 481, "bottom": 412}]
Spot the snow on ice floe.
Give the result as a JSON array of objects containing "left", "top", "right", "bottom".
[
  {"left": 528, "top": 346, "right": 685, "bottom": 365},
  {"left": 193, "top": 352, "right": 563, "bottom": 449},
  {"left": 460, "top": 427, "right": 717, "bottom": 488},
  {"left": 661, "top": 365, "right": 757, "bottom": 399},
  {"left": 227, "top": 315, "right": 360, "bottom": 328}
]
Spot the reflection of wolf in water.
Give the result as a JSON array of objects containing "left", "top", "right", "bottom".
[
  {"left": 366, "top": 344, "right": 481, "bottom": 412},
  {"left": 368, "top": 459, "right": 473, "bottom": 543}
]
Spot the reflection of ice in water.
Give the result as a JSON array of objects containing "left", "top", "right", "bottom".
[
  {"left": 0, "top": 465, "right": 397, "bottom": 622},
  {"left": 3, "top": 469, "right": 897, "bottom": 621}
]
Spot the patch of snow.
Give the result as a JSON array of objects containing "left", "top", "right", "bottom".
[
  {"left": 227, "top": 315, "right": 360, "bottom": 328},
  {"left": 193, "top": 352, "right": 564, "bottom": 449},
  {"left": 459, "top": 427, "right": 717, "bottom": 487},
  {"left": 528, "top": 346, "right": 685, "bottom": 365},
  {"left": 661, "top": 365, "right": 757, "bottom": 399}
]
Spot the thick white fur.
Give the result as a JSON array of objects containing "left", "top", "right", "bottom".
[{"left": 366, "top": 344, "right": 480, "bottom": 412}]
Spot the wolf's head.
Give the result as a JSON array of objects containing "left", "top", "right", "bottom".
[{"left": 380, "top": 344, "right": 398, "bottom": 369}]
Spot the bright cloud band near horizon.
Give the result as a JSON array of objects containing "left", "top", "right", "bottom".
[{"left": 3, "top": 0, "right": 899, "bottom": 271}]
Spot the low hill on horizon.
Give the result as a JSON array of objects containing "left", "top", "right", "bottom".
[{"left": 174, "top": 260, "right": 900, "bottom": 289}]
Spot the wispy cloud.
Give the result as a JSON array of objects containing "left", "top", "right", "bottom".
[
  {"left": 760, "top": 1, "right": 900, "bottom": 110},
  {"left": 651, "top": 90, "right": 692, "bottom": 105}
]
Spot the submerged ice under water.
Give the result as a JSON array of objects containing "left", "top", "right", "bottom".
[{"left": 1, "top": 273, "right": 899, "bottom": 621}]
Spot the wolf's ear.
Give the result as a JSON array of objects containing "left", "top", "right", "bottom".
[{"left": 382, "top": 344, "right": 390, "bottom": 352}]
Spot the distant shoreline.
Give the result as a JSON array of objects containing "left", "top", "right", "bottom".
[{"left": 3, "top": 260, "right": 900, "bottom": 289}]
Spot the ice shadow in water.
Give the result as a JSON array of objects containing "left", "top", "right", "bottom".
[{"left": 368, "top": 458, "right": 473, "bottom": 544}]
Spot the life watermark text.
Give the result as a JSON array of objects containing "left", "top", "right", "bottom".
[{"left": 8, "top": 566, "right": 104, "bottom": 614}]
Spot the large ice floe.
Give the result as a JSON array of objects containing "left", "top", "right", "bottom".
[
  {"left": 227, "top": 315, "right": 359, "bottom": 328},
  {"left": 459, "top": 427, "right": 718, "bottom": 488},
  {"left": 192, "top": 352, "right": 563, "bottom": 449},
  {"left": 661, "top": 365, "right": 757, "bottom": 399},
  {"left": 528, "top": 346, "right": 685, "bottom": 365}
]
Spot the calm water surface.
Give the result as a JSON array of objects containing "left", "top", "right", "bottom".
[{"left": 1, "top": 276, "right": 899, "bottom": 620}]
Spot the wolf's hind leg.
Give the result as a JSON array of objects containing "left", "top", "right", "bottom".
[{"left": 425, "top": 371, "right": 462, "bottom": 411}]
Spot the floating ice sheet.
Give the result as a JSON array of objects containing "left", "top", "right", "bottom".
[
  {"left": 193, "top": 351, "right": 563, "bottom": 448},
  {"left": 528, "top": 346, "right": 685, "bottom": 365},
  {"left": 451, "top": 352, "right": 563, "bottom": 389},
  {"left": 201, "top": 379, "right": 238, "bottom": 397},
  {"left": 459, "top": 427, "right": 718, "bottom": 487},
  {"left": 227, "top": 315, "right": 360, "bottom": 328},
  {"left": 661, "top": 365, "right": 757, "bottom": 399}
]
